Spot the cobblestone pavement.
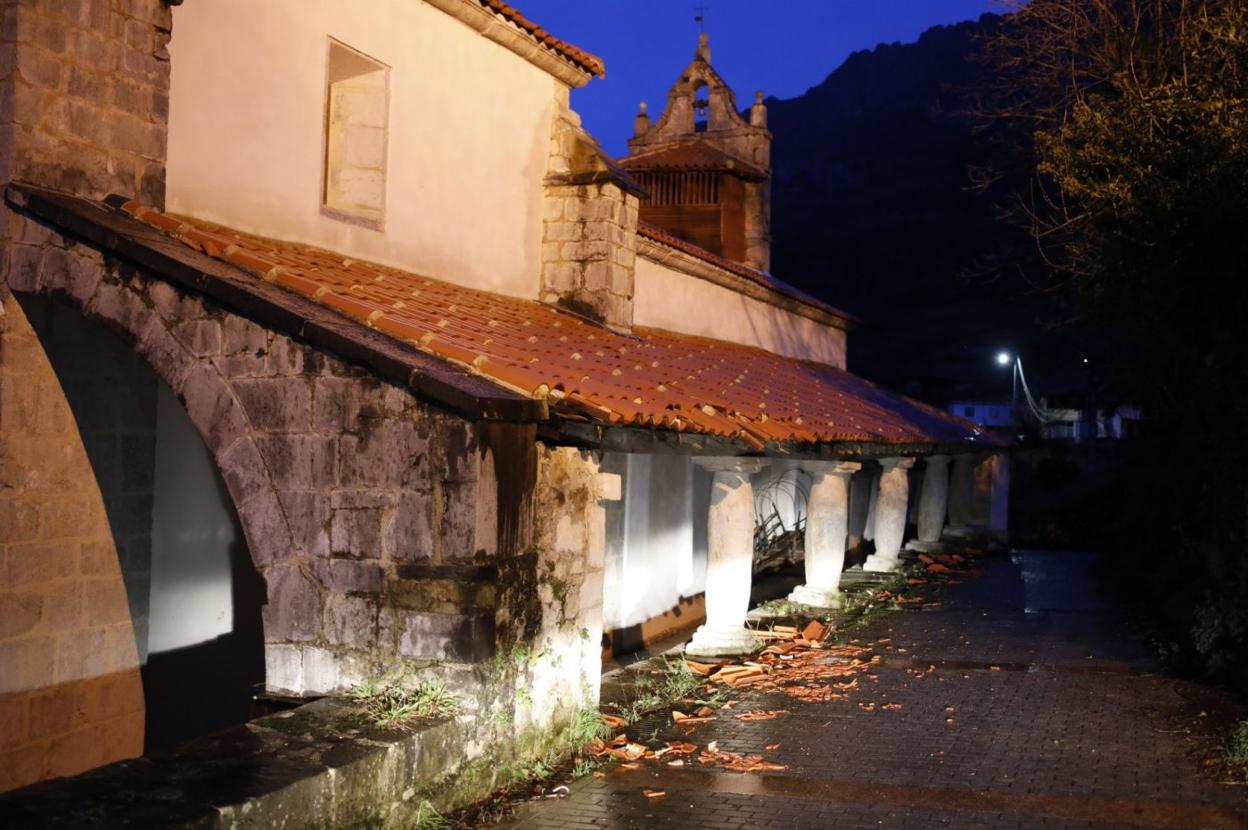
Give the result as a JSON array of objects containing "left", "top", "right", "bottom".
[{"left": 491, "top": 551, "right": 1248, "bottom": 829}]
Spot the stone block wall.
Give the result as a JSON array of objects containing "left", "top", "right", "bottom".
[
  {"left": 541, "top": 104, "right": 639, "bottom": 332},
  {"left": 1, "top": 210, "right": 613, "bottom": 792},
  {"left": 512, "top": 446, "right": 613, "bottom": 737},
  {"left": 0, "top": 0, "right": 172, "bottom": 211},
  {"left": 0, "top": 293, "right": 145, "bottom": 793},
  {"left": 20, "top": 292, "right": 160, "bottom": 660}
]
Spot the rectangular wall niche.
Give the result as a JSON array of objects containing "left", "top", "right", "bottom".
[{"left": 323, "top": 39, "right": 389, "bottom": 228}]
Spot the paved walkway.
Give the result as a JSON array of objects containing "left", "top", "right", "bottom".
[{"left": 491, "top": 551, "right": 1247, "bottom": 829}]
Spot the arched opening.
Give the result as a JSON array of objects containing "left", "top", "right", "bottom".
[
  {"left": 693, "top": 81, "right": 709, "bottom": 132},
  {"left": 11, "top": 293, "right": 265, "bottom": 759}
]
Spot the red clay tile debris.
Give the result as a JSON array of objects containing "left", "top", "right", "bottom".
[{"left": 121, "top": 202, "right": 999, "bottom": 451}]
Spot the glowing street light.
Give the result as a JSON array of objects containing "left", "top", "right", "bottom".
[{"left": 995, "top": 351, "right": 1019, "bottom": 425}]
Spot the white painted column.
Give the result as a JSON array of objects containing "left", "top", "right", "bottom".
[
  {"left": 989, "top": 452, "right": 1010, "bottom": 541},
  {"left": 789, "top": 460, "right": 860, "bottom": 608},
  {"left": 915, "top": 454, "right": 951, "bottom": 544},
  {"left": 863, "top": 458, "right": 915, "bottom": 573},
  {"left": 686, "top": 457, "right": 769, "bottom": 657}
]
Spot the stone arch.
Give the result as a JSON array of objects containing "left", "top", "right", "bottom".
[
  {"left": 10, "top": 288, "right": 268, "bottom": 754},
  {"left": 13, "top": 239, "right": 299, "bottom": 575}
]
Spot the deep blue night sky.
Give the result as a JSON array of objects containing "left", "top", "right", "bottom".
[{"left": 516, "top": 0, "right": 1002, "bottom": 155}]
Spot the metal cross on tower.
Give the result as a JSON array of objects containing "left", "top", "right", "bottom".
[{"left": 694, "top": 1, "right": 707, "bottom": 33}]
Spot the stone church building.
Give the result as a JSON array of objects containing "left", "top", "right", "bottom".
[{"left": 0, "top": 0, "right": 1007, "bottom": 821}]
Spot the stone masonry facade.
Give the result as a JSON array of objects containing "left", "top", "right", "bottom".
[
  {"left": 0, "top": 0, "right": 171, "bottom": 211},
  {"left": 0, "top": 206, "right": 613, "bottom": 790},
  {"left": 0, "top": 0, "right": 621, "bottom": 799},
  {"left": 541, "top": 98, "right": 640, "bottom": 332}
]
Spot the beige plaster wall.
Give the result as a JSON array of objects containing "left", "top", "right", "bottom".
[
  {"left": 165, "top": 0, "right": 559, "bottom": 299},
  {"left": 632, "top": 257, "right": 848, "bottom": 368}
]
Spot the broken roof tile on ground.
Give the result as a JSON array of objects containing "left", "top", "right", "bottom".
[{"left": 121, "top": 201, "right": 999, "bottom": 452}]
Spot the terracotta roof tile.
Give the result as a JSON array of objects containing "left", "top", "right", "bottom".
[
  {"left": 121, "top": 202, "right": 998, "bottom": 450},
  {"left": 478, "top": 0, "right": 605, "bottom": 78}
]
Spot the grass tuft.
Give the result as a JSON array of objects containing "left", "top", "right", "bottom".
[
  {"left": 348, "top": 679, "right": 459, "bottom": 729},
  {"left": 412, "top": 799, "right": 450, "bottom": 830},
  {"left": 1226, "top": 720, "right": 1248, "bottom": 768},
  {"left": 569, "top": 707, "right": 611, "bottom": 747}
]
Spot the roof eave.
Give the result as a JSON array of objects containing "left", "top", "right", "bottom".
[
  {"left": 426, "top": 0, "right": 602, "bottom": 87},
  {"left": 541, "top": 419, "right": 1006, "bottom": 460},
  {"left": 5, "top": 184, "right": 548, "bottom": 424}
]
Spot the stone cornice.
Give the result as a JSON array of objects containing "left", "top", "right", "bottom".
[
  {"left": 637, "top": 236, "right": 851, "bottom": 331},
  {"left": 423, "top": 0, "right": 595, "bottom": 88}
]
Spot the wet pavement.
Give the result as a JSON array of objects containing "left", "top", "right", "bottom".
[{"left": 490, "top": 551, "right": 1248, "bottom": 829}]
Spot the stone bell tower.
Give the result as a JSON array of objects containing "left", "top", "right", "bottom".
[{"left": 622, "top": 33, "right": 771, "bottom": 272}]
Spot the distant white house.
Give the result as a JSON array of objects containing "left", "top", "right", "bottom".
[
  {"left": 949, "top": 399, "right": 1142, "bottom": 441},
  {"left": 949, "top": 400, "right": 1014, "bottom": 428}
]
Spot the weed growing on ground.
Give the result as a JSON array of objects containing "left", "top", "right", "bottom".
[
  {"left": 1226, "top": 720, "right": 1248, "bottom": 770},
  {"left": 568, "top": 707, "right": 611, "bottom": 748},
  {"left": 412, "top": 800, "right": 450, "bottom": 830},
  {"left": 693, "top": 688, "right": 730, "bottom": 709},
  {"left": 348, "top": 679, "right": 459, "bottom": 729},
  {"left": 510, "top": 757, "right": 552, "bottom": 781},
  {"left": 570, "top": 757, "right": 600, "bottom": 778},
  {"left": 621, "top": 657, "right": 706, "bottom": 723},
  {"left": 654, "top": 657, "right": 703, "bottom": 700}
]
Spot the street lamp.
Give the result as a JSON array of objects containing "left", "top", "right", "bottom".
[{"left": 995, "top": 350, "right": 1019, "bottom": 425}]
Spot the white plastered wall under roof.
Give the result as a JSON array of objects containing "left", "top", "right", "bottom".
[
  {"left": 632, "top": 256, "right": 849, "bottom": 368},
  {"left": 601, "top": 454, "right": 814, "bottom": 636},
  {"left": 165, "top": 0, "right": 559, "bottom": 300}
]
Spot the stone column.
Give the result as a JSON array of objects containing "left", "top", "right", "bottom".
[
  {"left": 789, "top": 461, "right": 860, "bottom": 608},
  {"left": 687, "top": 457, "right": 769, "bottom": 657},
  {"left": 945, "top": 454, "right": 977, "bottom": 536},
  {"left": 863, "top": 458, "right": 915, "bottom": 573},
  {"left": 915, "top": 455, "right": 951, "bottom": 544}
]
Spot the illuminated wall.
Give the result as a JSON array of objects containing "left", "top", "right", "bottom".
[
  {"left": 166, "top": 0, "right": 560, "bottom": 300},
  {"left": 0, "top": 294, "right": 264, "bottom": 790},
  {"left": 0, "top": 295, "right": 144, "bottom": 793},
  {"left": 602, "top": 454, "right": 815, "bottom": 643},
  {"left": 633, "top": 256, "right": 848, "bottom": 368}
]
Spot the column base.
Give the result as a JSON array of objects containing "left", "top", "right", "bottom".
[
  {"left": 787, "top": 584, "right": 843, "bottom": 609},
  {"left": 862, "top": 552, "right": 900, "bottom": 573},
  {"left": 685, "top": 624, "right": 758, "bottom": 657},
  {"left": 904, "top": 538, "right": 951, "bottom": 554}
]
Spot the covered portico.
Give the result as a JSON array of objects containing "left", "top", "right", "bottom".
[
  {"left": 571, "top": 418, "right": 1008, "bottom": 659},
  {"left": 666, "top": 444, "right": 1007, "bottom": 657}
]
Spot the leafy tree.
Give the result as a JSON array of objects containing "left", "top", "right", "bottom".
[{"left": 986, "top": 0, "right": 1248, "bottom": 683}]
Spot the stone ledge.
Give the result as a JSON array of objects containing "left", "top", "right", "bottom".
[{"left": 0, "top": 698, "right": 475, "bottom": 829}]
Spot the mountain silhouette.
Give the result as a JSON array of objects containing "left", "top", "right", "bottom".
[{"left": 767, "top": 14, "right": 1051, "bottom": 401}]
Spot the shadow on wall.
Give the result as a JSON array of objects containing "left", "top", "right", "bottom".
[{"left": 16, "top": 294, "right": 265, "bottom": 760}]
